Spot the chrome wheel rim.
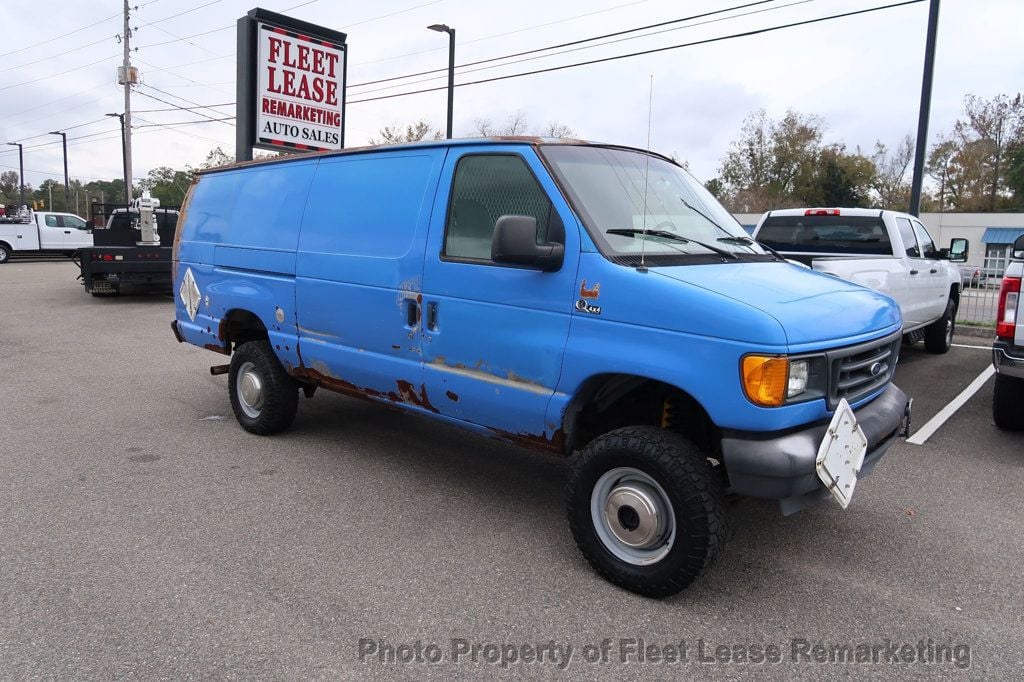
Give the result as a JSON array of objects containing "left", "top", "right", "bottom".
[
  {"left": 236, "top": 361, "right": 264, "bottom": 418},
  {"left": 945, "top": 317, "right": 954, "bottom": 345},
  {"left": 591, "top": 467, "right": 676, "bottom": 566}
]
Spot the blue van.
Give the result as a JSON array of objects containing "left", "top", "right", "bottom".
[{"left": 172, "top": 138, "right": 909, "bottom": 597}]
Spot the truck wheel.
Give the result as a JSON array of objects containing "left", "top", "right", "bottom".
[
  {"left": 924, "top": 299, "right": 955, "bottom": 354},
  {"left": 0, "top": 243, "right": 9, "bottom": 264},
  {"left": 566, "top": 426, "right": 727, "bottom": 598},
  {"left": 993, "top": 374, "right": 1024, "bottom": 431},
  {"left": 229, "top": 340, "right": 299, "bottom": 435}
]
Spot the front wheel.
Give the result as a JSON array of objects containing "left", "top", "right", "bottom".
[
  {"left": 228, "top": 340, "right": 299, "bottom": 435},
  {"left": 566, "top": 426, "right": 727, "bottom": 598},
  {"left": 924, "top": 299, "right": 955, "bottom": 354},
  {"left": 993, "top": 373, "right": 1024, "bottom": 431},
  {"left": 0, "top": 243, "right": 10, "bottom": 264}
]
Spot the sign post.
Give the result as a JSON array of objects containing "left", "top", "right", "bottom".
[{"left": 235, "top": 8, "right": 347, "bottom": 161}]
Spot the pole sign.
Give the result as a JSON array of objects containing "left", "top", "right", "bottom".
[{"left": 236, "top": 8, "right": 347, "bottom": 160}]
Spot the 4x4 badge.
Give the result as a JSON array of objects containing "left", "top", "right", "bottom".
[{"left": 575, "top": 299, "right": 602, "bottom": 315}]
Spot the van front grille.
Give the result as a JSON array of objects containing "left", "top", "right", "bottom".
[{"left": 826, "top": 332, "right": 901, "bottom": 409}]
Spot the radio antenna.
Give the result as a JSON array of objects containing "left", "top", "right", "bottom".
[{"left": 638, "top": 74, "right": 654, "bottom": 272}]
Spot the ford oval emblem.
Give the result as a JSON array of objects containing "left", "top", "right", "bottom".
[{"left": 869, "top": 362, "right": 884, "bottom": 377}]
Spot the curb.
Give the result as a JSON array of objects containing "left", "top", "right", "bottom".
[{"left": 955, "top": 325, "right": 995, "bottom": 341}]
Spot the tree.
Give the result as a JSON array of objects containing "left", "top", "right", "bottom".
[
  {"left": 717, "top": 109, "right": 828, "bottom": 211},
  {"left": 927, "top": 93, "right": 1024, "bottom": 211},
  {"left": 201, "top": 146, "right": 234, "bottom": 169},
  {"left": 542, "top": 121, "right": 576, "bottom": 139},
  {"left": 368, "top": 120, "right": 442, "bottom": 145},
  {"left": 471, "top": 111, "right": 573, "bottom": 138},
  {"left": 870, "top": 135, "right": 914, "bottom": 210},
  {"left": 137, "top": 166, "right": 195, "bottom": 206},
  {"left": 0, "top": 170, "right": 22, "bottom": 207},
  {"left": 84, "top": 179, "right": 127, "bottom": 204},
  {"left": 806, "top": 145, "right": 875, "bottom": 207}
]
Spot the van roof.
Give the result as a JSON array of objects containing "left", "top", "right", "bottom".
[{"left": 199, "top": 137, "right": 667, "bottom": 175}]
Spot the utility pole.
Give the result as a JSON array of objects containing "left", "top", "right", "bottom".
[
  {"left": 49, "top": 131, "right": 69, "bottom": 209},
  {"left": 5, "top": 142, "right": 24, "bottom": 207},
  {"left": 119, "top": 0, "right": 135, "bottom": 202},
  {"left": 908, "top": 0, "right": 940, "bottom": 217}
]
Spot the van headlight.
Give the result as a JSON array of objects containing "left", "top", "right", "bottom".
[{"left": 741, "top": 355, "right": 827, "bottom": 407}]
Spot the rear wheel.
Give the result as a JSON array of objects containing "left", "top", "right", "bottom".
[
  {"left": 992, "top": 374, "right": 1024, "bottom": 431},
  {"left": 567, "top": 426, "right": 727, "bottom": 598},
  {"left": 0, "top": 243, "right": 10, "bottom": 264},
  {"left": 229, "top": 339, "right": 299, "bottom": 435},
  {"left": 924, "top": 299, "right": 955, "bottom": 354}
]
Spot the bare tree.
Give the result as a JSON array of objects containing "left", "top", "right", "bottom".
[
  {"left": 471, "top": 110, "right": 532, "bottom": 137},
  {"left": 870, "top": 134, "right": 914, "bottom": 209},
  {"left": 369, "top": 120, "right": 442, "bottom": 145},
  {"left": 542, "top": 121, "right": 576, "bottom": 139}
]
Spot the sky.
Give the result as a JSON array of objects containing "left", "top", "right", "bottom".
[{"left": 0, "top": 0, "right": 1021, "bottom": 199}]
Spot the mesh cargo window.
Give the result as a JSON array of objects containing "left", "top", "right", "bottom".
[{"left": 445, "top": 155, "right": 551, "bottom": 261}]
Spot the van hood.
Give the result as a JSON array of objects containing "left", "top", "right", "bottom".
[{"left": 652, "top": 261, "right": 901, "bottom": 346}]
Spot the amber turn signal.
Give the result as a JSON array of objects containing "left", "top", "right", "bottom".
[{"left": 741, "top": 355, "right": 789, "bottom": 407}]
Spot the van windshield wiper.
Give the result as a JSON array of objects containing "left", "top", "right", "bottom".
[
  {"left": 678, "top": 196, "right": 771, "bottom": 258},
  {"left": 606, "top": 228, "right": 739, "bottom": 260},
  {"left": 718, "top": 234, "right": 783, "bottom": 261}
]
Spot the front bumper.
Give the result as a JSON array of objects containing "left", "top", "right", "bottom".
[
  {"left": 720, "top": 384, "right": 909, "bottom": 514},
  {"left": 993, "top": 341, "right": 1024, "bottom": 380}
]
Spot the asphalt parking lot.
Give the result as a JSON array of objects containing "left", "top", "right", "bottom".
[{"left": 1, "top": 261, "right": 1021, "bottom": 678}]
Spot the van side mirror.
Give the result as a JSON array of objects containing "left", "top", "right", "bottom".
[
  {"left": 491, "top": 215, "right": 564, "bottom": 271},
  {"left": 946, "top": 237, "right": 969, "bottom": 263},
  {"left": 1013, "top": 234, "right": 1024, "bottom": 260}
]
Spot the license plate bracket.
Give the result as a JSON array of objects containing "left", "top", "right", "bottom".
[{"left": 816, "top": 398, "right": 868, "bottom": 509}]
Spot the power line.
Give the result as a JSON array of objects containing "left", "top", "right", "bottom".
[
  {"left": 133, "top": 57, "right": 234, "bottom": 97},
  {"left": 135, "top": 85, "right": 236, "bottom": 126},
  {"left": 0, "top": 12, "right": 120, "bottom": 59},
  {"left": 2, "top": 0, "right": 924, "bottom": 160},
  {"left": 0, "top": 35, "right": 114, "bottom": 75},
  {"left": 350, "top": 0, "right": 654, "bottom": 68},
  {"left": 348, "top": 0, "right": 927, "bottom": 104},
  {"left": 135, "top": 116, "right": 236, "bottom": 128},
  {"left": 350, "top": 0, "right": 815, "bottom": 95},
  {"left": 0, "top": 0, "right": 161, "bottom": 59},
  {"left": 0, "top": 54, "right": 120, "bottom": 93},
  {"left": 349, "top": 0, "right": 779, "bottom": 89},
  {"left": 14, "top": 118, "right": 113, "bottom": 143},
  {"left": 1, "top": 83, "right": 104, "bottom": 121},
  {"left": 134, "top": 0, "right": 439, "bottom": 50},
  {"left": 134, "top": 116, "right": 234, "bottom": 147},
  {"left": 136, "top": 102, "right": 234, "bottom": 113}
]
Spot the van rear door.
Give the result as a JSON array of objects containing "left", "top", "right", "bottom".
[{"left": 419, "top": 146, "right": 579, "bottom": 439}]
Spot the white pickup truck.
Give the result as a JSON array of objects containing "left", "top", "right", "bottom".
[
  {"left": 753, "top": 208, "right": 967, "bottom": 354},
  {"left": 0, "top": 209, "right": 93, "bottom": 264}
]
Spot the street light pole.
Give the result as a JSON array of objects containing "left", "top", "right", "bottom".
[
  {"left": 908, "top": 0, "right": 940, "bottom": 217},
  {"left": 106, "top": 113, "right": 130, "bottom": 205},
  {"left": 5, "top": 142, "right": 24, "bottom": 208},
  {"left": 49, "top": 131, "right": 69, "bottom": 210},
  {"left": 428, "top": 24, "right": 456, "bottom": 139}
]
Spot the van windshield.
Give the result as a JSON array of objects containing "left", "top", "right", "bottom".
[{"left": 541, "top": 145, "right": 769, "bottom": 262}]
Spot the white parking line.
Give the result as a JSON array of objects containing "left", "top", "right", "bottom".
[
  {"left": 906, "top": 366, "right": 996, "bottom": 445},
  {"left": 951, "top": 343, "right": 992, "bottom": 350}
]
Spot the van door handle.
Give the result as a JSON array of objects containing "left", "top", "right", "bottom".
[
  {"left": 64, "top": 230, "right": 71, "bottom": 234},
  {"left": 426, "top": 302, "right": 439, "bottom": 332},
  {"left": 404, "top": 298, "right": 419, "bottom": 328},
  {"left": 909, "top": 269, "right": 919, "bottom": 275},
  {"left": 929, "top": 268, "right": 938, "bottom": 274}
]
